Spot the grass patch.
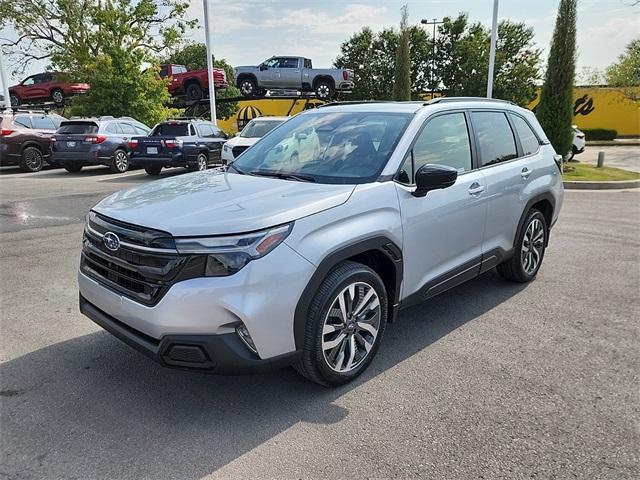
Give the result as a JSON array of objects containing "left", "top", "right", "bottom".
[{"left": 562, "top": 163, "right": 640, "bottom": 181}]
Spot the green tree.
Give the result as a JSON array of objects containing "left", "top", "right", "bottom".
[
  {"left": 393, "top": 5, "right": 411, "bottom": 101},
  {"left": 0, "top": 0, "right": 194, "bottom": 125},
  {"left": 606, "top": 38, "right": 640, "bottom": 102},
  {"left": 535, "top": 0, "right": 577, "bottom": 158},
  {"left": 435, "top": 13, "right": 540, "bottom": 106},
  {"left": 163, "top": 42, "right": 241, "bottom": 119}
]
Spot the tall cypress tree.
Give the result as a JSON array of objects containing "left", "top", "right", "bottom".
[
  {"left": 536, "top": 0, "right": 577, "bottom": 158},
  {"left": 393, "top": 5, "right": 411, "bottom": 101}
]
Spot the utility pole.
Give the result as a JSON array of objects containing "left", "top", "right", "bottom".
[
  {"left": 0, "top": 46, "right": 12, "bottom": 112},
  {"left": 486, "top": 0, "right": 499, "bottom": 98},
  {"left": 203, "top": 0, "right": 217, "bottom": 123},
  {"left": 421, "top": 18, "right": 443, "bottom": 99}
]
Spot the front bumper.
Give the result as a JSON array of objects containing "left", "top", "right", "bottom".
[
  {"left": 221, "top": 148, "right": 234, "bottom": 163},
  {"left": 130, "top": 153, "right": 186, "bottom": 168},
  {"left": 78, "top": 240, "right": 316, "bottom": 370},
  {"left": 80, "top": 294, "right": 301, "bottom": 373}
]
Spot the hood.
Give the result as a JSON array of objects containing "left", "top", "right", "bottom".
[
  {"left": 225, "top": 136, "right": 259, "bottom": 148},
  {"left": 93, "top": 170, "right": 355, "bottom": 236}
]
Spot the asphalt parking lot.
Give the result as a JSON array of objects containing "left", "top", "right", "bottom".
[{"left": 1, "top": 163, "right": 639, "bottom": 479}]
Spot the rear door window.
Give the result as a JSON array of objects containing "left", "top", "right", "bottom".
[
  {"left": 14, "top": 116, "right": 32, "bottom": 128},
  {"left": 510, "top": 114, "right": 540, "bottom": 156},
  {"left": 105, "top": 123, "right": 121, "bottom": 134},
  {"left": 119, "top": 123, "right": 136, "bottom": 135},
  {"left": 57, "top": 122, "right": 99, "bottom": 134},
  {"left": 32, "top": 116, "right": 56, "bottom": 130},
  {"left": 471, "top": 111, "right": 518, "bottom": 167}
]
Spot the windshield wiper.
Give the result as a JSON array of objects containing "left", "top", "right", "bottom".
[{"left": 249, "top": 171, "right": 317, "bottom": 183}]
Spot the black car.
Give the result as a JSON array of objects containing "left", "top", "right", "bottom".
[
  {"left": 129, "top": 118, "right": 228, "bottom": 176},
  {"left": 51, "top": 116, "right": 150, "bottom": 173}
]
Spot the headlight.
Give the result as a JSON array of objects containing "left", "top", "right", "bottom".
[
  {"left": 174, "top": 224, "right": 293, "bottom": 276},
  {"left": 223, "top": 144, "right": 230, "bottom": 152}
]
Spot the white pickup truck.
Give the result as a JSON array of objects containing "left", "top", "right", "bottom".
[{"left": 233, "top": 56, "right": 354, "bottom": 100}]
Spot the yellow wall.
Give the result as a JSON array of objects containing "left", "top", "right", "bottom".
[
  {"left": 218, "top": 97, "right": 326, "bottom": 134},
  {"left": 528, "top": 87, "right": 640, "bottom": 137}
]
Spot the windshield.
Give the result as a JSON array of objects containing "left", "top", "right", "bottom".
[
  {"left": 231, "top": 111, "right": 412, "bottom": 184},
  {"left": 151, "top": 123, "right": 189, "bottom": 137},
  {"left": 240, "top": 119, "right": 285, "bottom": 138}
]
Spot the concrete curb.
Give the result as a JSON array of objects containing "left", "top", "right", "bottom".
[
  {"left": 563, "top": 179, "right": 640, "bottom": 190},
  {"left": 586, "top": 140, "right": 640, "bottom": 146}
]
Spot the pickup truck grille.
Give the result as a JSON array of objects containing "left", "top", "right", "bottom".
[
  {"left": 81, "top": 213, "right": 205, "bottom": 306},
  {"left": 232, "top": 146, "right": 249, "bottom": 158}
]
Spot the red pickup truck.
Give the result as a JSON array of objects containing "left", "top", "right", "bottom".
[
  {"left": 160, "top": 64, "right": 228, "bottom": 101},
  {"left": 9, "top": 72, "right": 90, "bottom": 107}
]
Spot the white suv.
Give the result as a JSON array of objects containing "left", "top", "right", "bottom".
[{"left": 79, "top": 98, "right": 564, "bottom": 386}]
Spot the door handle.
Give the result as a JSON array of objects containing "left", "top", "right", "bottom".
[
  {"left": 468, "top": 183, "right": 485, "bottom": 196},
  {"left": 521, "top": 167, "right": 532, "bottom": 179}
]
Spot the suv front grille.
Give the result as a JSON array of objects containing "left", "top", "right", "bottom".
[
  {"left": 232, "top": 146, "right": 249, "bottom": 158},
  {"left": 81, "top": 213, "right": 205, "bottom": 306}
]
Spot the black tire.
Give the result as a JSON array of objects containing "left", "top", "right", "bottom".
[
  {"left": 145, "top": 166, "right": 162, "bottom": 176},
  {"left": 497, "top": 209, "right": 548, "bottom": 283},
  {"left": 51, "top": 88, "right": 65, "bottom": 106},
  {"left": 314, "top": 79, "right": 334, "bottom": 100},
  {"left": 185, "top": 82, "right": 203, "bottom": 101},
  {"left": 567, "top": 147, "right": 577, "bottom": 162},
  {"left": 63, "top": 164, "right": 83, "bottom": 173},
  {"left": 19, "top": 146, "right": 43, "bottom": 172},
  {"left": 109, "top": 149, "right": 129, "bottom": 173},
  {"left": 238, "top": 77, "right": 257, "bottom": 97},
  {"left": 294, "top": 261, "right": 388, "bottom": 387},
  {"left": 9, "top": 94, "right": 20, "bottom": 107}
]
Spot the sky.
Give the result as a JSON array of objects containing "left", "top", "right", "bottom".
[{"left": 2, "top": 0, "right": 639, "bottom": 85}]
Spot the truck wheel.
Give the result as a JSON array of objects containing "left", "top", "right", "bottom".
[
  {"left": 109, "top": 149, "right": 129, "bottom": 173},
  {"left": 51, "top": 88, "right": 65, "bottom": 106},
  {"left": 315, "top": 80, "right": 334, "bottom": 100},
  {"left": 239, "top": 77, "right": 257, "bottom": 97},
  {"left": 145, "top": 166, "right": 162, "bottom": 176},
  {"left": 186, "top": 83, "right": 203, "bottom": 101},
  {"left": 19, "top": 146, "right": 44, "bottom": 172},
  {"left": 10, "top": 94, "right": 20, "bottom": 107}
]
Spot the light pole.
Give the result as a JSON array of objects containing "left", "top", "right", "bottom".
[
  {"left": 421, "top": 18, "right": 443, "bottom": 98},
  {"left": 203, "top": 0, "right": 217, "bottom": 123},
  {"left": 0, "top": 46, "right": 12, "bottom": 112},
  {"left": 486, "top": 0, "right": 499, "bottom": 98}
]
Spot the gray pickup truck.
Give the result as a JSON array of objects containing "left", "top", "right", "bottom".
[{"left": 233, "top": 56, "right": 354, "bottom": 100}]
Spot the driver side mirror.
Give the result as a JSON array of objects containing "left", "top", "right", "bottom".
[
  {"left": 412, "top": 164, "right": 458, "bottom": 198},
  {"left": 259, "top": 64, "right": 268, "bottom": 71}
]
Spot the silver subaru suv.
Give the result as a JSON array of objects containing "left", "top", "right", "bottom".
[{"left": 78, "top": 98, "right": 563, "bottom": 386}]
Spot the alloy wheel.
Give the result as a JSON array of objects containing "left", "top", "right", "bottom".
[
  {"left": 321, "top": 281, "right": 381, "bottom": 373},
  {"left": 114, "top": 151, "right": 128, "bottom": 172},
  {"left": 316, "top": 84, "right": 330, "bottom": 99},
  {"left": 240, "top": 81, "right": 254, "bottom": 96},
  {"left": 24, "top": 149, "right": 43, "bottom": 172},
  {"left": 197, "top": 154, "right": 207, "bottom": 171},
  {"left": 521, "top": 218, "right": 545, "bottom": 275},
  {"left": 52, "top": 90, "right": 64, "bottom": 104}
]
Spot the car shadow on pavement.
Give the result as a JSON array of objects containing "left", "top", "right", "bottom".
[{"left": 0, "top": 271, "right": 527, "bottom": 479}]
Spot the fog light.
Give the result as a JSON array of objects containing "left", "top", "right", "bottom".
[{"left": 236, "top": 324, "right": 257, "bottom": 354}]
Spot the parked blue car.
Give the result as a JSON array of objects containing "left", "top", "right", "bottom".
[{"left": 51, "top": 116, "right": 150, "bottom": 173}]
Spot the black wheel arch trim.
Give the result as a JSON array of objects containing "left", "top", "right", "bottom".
[
  {"left": 515, "top": 192, "right": 556, "bottom": 248},
  {"left": 293, "top": 236, "right": 403, "bottom": 350}
]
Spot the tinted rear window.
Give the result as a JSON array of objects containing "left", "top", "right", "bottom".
[
  {"left": 151, "top": 123, "right": 190, "bottom": 137},
  {"left": 57, "top": 122, "right": 99, "bottom": 134}
]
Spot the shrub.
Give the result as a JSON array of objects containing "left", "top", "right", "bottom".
[{"left": 582, "top": 129, "right": 617, "bottom": 141}]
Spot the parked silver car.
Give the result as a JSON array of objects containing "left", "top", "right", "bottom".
[
  {"left": 234, "top": 56, "right": 354, "bottom": 100},
  {"left": 78, "top": 98, "right": 563, "bottom": 386}
]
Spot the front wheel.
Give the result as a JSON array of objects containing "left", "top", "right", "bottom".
[
  {"left": 497, "top": 209, "right": 547, "bottom": 283},
  {"left": 239, "top": 77, "right": 257, "bottom": 97},
  {"left": 294, "top": 261, "right": 388, "bottom": 386},
  {"left": 109, "top": 150, "right": 129, "bottom": 173},
  {"left": 51, "top": 88, "right": 65, "bottom": 106},
  {"left": 9, "top": 94, "right": 20, "bottom": 107}
]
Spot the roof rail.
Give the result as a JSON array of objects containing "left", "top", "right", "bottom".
[
  {"left": 424, "top": 96, "right": 516, "bottom": 106},
  {"left": 1, "top": 107, "right": 49, "bottom": 114},
  {"left": 165, "top": 117, "right": 206, "bottom": 121},
  {"left": 317, "top": 100, "right": 395, "bottom": 108}
]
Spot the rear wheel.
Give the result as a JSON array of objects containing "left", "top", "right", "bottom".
[
  {"left": 185, "top": 82, "right": 203, "bottom": 101},
  {"left": 188, "top": 153, "right": 208, "bottom": 171},
  {"left": 497, "top": 209, "right": 547, "bottom": 283},
  {"left": 63, "top": 164, "right": 83, "bottom": 173},
  {"left": 19, "top": 147, "right": 43, "bottom": 172},
  {"left": 51, "top": 88, "right": 65, "bottom": 106},
  {"left": 109, "top": 149, "right": 129, "bottom": 173},
  {"left": 314, "top": 80, "right": 334, "bottom": 100},
  {"left": 294, "top": 261, "right": 388, "bottom": 386},
  {"left": 145, "top": 166, "right": 162, "bottom": 176}
]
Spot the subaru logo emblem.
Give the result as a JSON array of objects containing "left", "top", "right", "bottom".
[{"left": 103, "top": 232, "right": 121, "bottom": 252}]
